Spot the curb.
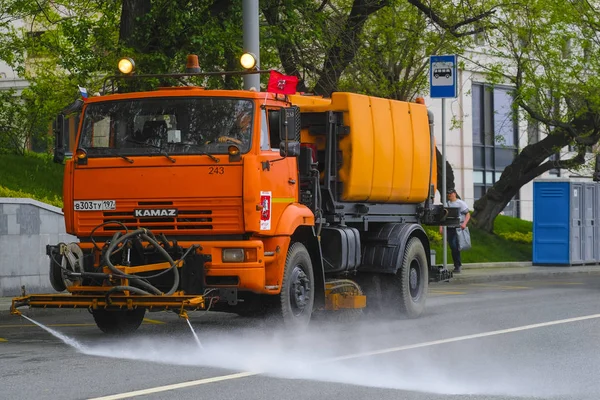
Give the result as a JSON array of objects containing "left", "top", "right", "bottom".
[
  {"left": 460, "top": 261, "right": 532, "bottom": 269},
  {"left": 445, "top": 268, "right": 600, "bottom": 284}
]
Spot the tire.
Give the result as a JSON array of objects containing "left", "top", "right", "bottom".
[
  {"left": 91, "top": 308, "right": 146, "bottom": 334},
  {"left": 278, "top": 242, "right": 314, "bottom": 329},
  {"left": 395, "top": 237, "right": 428, "bottom": 318},
  {"left": 359, "top": 237, "right": 428, "bottom": 319}
]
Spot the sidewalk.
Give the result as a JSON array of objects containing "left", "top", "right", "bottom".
[
  {"left": 447, "top": 263, "right": 600, "bottom": 284},
  {"left": 2, "top": 263, "right": 599, "bottom": 315}
]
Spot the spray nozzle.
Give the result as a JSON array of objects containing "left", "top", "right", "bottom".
[{"left": 178, "top": 308, "right": 189, "bottom": 320}]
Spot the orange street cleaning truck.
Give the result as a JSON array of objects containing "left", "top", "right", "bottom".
[{"left": 11, "top": 54, "right": 459, "bottom": 333}]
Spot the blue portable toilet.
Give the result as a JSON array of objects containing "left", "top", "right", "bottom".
[{"left": 533, "top": 179, "right": 598, "bottom": 266}]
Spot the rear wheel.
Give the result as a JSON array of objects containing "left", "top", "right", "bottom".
[
  {"left": 360, "top": 237, "right": 428, "bottom": 318},
  {"left": 91, "top": 308, "right": 146, "bottom": 334},
  {"left": 395, "top": 237, "right": 428, "bottom": 318},
  {"left": 278, "top": 242, "right": 314, "bottom": 329}
]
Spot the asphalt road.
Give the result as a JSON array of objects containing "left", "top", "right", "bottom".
[{"left": 2, "top": 275, "right": 600, "bottom": 400}]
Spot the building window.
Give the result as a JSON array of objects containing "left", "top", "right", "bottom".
[{"left": 472, "top": 82, "right": 520, "bottom": 217}]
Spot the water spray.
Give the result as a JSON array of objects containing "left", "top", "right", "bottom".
[{"left": 19, "top": 314, "right": 85, "bottom": 352}]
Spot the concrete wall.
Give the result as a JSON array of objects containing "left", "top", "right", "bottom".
[{"left": 0, "top": 198, "right": 77, "bottom": 297}]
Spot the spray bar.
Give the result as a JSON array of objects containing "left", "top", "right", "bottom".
[{"left": 11, "top": 293, "right": 205, "bottom": 315}]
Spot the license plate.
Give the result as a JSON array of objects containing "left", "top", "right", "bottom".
[{"left": 74, "top": 200, "right": 116, "bottom": 211}]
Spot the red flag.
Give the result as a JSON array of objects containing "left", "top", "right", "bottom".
[{"left": 267, "top": 70, "right": 298, "bottom": 94}]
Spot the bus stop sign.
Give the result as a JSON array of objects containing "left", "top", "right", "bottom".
[{"left": 429, "top": 55, "right": 457, "bottom": 99}]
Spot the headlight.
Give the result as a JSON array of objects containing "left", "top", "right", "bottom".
[{"left": 222, "top": 249, "right": 245, "bottom": 262}]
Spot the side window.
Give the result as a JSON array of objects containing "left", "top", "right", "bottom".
[
  {"left": 260, "top": 109, "right": 270, "bottom": 150},
  {"left": 268, "top": 109, "right": 281, "bottom": 150}
]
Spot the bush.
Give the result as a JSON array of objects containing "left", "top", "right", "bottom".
[
  {"left": 498, "top": 231, "right": 533, "bottom": 244},
  {"left": 423, "top": 225, "right": 442, "bottom": 243}
]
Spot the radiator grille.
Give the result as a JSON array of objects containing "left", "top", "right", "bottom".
[{"left": 75, "top": 199, "right": 243, "bottom": 235}]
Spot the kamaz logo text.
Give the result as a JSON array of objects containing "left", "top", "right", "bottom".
[{"left": 134, "top": 209, "right": 178, "bottom": 218}]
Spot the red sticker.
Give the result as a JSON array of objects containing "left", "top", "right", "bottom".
[{"left": 260, "top": 191, "right": 272, "bottom": 230}]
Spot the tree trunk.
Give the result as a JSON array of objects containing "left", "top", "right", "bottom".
[
  {"left": 119, "top": 0, "right": 151, "bottom": 50},
  {"left": 471, "top": 126, "right": 590, "bottom": 232}
]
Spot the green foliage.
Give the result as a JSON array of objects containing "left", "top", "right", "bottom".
[
  {"left": 338, "top": 0, "right": 470, "bottom": 100},
  {"left": 0, "top": 153, "right": 63, "bottom": 207},
  {"left": 494, "top": 215, "right": 532, "bottom": 235},
  {"left": 498, "top": 231, "right": 532, "bottom": 244},
  {"left": 424, "top": 225, "right": 442, "bottom": 243}
]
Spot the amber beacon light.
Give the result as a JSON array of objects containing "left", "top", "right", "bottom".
[
  {"left": 240, "top": 53, "right": 257, "bottom": 70},
  {"left": 118, "top": 57, "right": 135, "bottom": 75}
]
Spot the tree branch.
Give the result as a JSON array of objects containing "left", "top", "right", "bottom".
[
  {"left": 261, "top": 2, "right": 309, "bottom": 92},
  {"left": 406, "top": 0, "right": 496, "bottom": 37},
  {"left": 313, "top": 0, "right": 389, "bottom": 95},
  {"left": 317, "top": 0, "right": 330, "bottom": 12}
]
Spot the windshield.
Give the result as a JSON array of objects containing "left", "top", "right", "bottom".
[{"left": 78, "top": 97, "right": 254, "bottom": 156}]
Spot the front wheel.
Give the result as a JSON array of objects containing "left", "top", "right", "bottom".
[
  {"left": 91, "top": 308, "right": 146, "bottom": 334},
  {"left": 278, "top": 242, "right": 315, "bottom": 329}
]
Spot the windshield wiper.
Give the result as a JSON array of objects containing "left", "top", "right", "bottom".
[
  {"left": 199, "top": 151, "right": 219, "bottom": 163},
  {"left": 119, "top": 155, "right": 134, "bottom": 163},
  {"left": 161, "top": 151, "right": 176, "bottom": 163},
  {"left": 167, "top": 142, "right": 220, "bottom": 163},
  {"left": 126, "top": 138, "right": 176, "bottom": 163},
  {"left": 104, "top": 149, "right": 134, "bottom": 163}
]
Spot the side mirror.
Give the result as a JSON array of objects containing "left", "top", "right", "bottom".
[
  {"left": 53, "top": 114, "right": 66, "bottom": 164},
  {"left": 279, "top": 106, "right": 300, "bottom": 157},
  {"left": 594, "top": 153, "right": 600, "bottom": 182},
  {"left": 279, "top": 141, "right": 300, "bottom": 157}
]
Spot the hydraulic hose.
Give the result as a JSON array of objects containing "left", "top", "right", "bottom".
[
  {"left": 140, "top": 233, "right": 179, "bottom": 295},
  {"left": 104, "top": 285, "right": 153, "bottom": 304},
  {"left": 129, "top": 277, "right": 163, "bottom": 295},
  {"left": 106, "top": 286, "right": 151, "bottom": 296},
  {"left": 103, "top": 228, "right": 181, "bottom": 296}
]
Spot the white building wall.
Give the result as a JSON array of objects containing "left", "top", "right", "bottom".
[{"left": 0, "top": 18, "right": 28, "bottom": 93}]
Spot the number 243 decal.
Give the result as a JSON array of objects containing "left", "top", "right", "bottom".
[{"left": 208, "top": 166, "right": 225, "bottom": 175}]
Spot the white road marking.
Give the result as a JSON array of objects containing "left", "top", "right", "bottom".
[
  {"left": 87, "top": 312, "right": 600, "bottom": 400},
  {"left": 321, "top": 312, "right": 600, "bottom": 363},
  {"left": 88, "top": 372, "right": 258, "bottom": 400}
]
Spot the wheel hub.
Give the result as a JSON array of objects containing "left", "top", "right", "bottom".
[
  {"left": 409, "top": 260, "right": 421, "bottom": 300},
  {"left": 290, "top": 265, "right": 310, "bottom": 316}
]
